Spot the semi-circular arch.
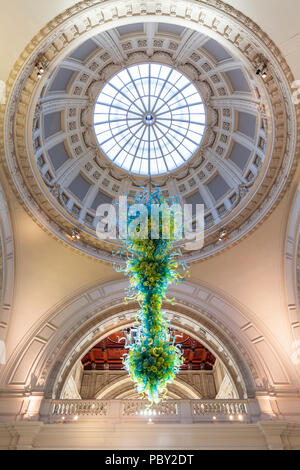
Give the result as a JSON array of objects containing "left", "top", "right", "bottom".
[
  {"left": 285, "top": 185, "right": 300, "bottom": 379},
  {"left": 0, "top": 183, "right": 14, "bottom": 367},
  {"left": 93, "top": 375, "right": 203, "bottom": 400},
  {"left": 2, "top": 278, "right": 297, "bottom": 419}
]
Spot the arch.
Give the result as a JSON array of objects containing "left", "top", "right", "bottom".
[
  {"left": 285, "top": 185, "right": 300, "bottom": 373},
  {"left": 73, "top": 329, "right": 230, "bottom": 401},
  {"left": 0, "top": 183, "right": 14, "bottom": 365},
  {"left": 2, "top": 278, "right": 298, "bottom": 413},
  {"left": 93, "top": 376, "right": 203, "bottom": 400}
]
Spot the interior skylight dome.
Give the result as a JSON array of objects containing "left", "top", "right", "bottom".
[{"left": 93, "top": 63, "right": 206, "bottom": 176}]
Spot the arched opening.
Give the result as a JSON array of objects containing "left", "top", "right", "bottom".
[
  {"left": 0, "top": 183, "right": 14, "bottom": 368},
  {"left": 39, "top": 305, "right": 260, "bottom": 425},
  {"left": 2, "top": 276, "right": 280, "bottom": 424},
  {"left": 62, "top": 328, "right": 238, "bottom": 401}
]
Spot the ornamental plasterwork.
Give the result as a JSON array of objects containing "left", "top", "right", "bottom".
[
  {"left": 0, "top": 184, "right": 14, "bottom": 346},
  {"left": 0, "top": 0, "right": 299, "bottom": 264},
  {"left": 47, "top": 304, "right": 248, "bottom": 400},
  {"left": 3, "top": 278, "right": 272, "bottom": 400}
]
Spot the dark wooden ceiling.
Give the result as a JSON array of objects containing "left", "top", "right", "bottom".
[{"left": 82, "top": 330, "right": 216, "bottom": 371}]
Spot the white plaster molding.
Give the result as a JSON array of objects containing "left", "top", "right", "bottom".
[
  {"left": 0, "top": 184, "right": 14, "bottom": 346},
  {"left": 2, "top": 420, "right": 300, "bottom": 450},
  {"left": 285, "top": 185, "right": 300, "bottom": 374},
  {"left": 1, "top": 278, "right": 298, "bottom": 408}
]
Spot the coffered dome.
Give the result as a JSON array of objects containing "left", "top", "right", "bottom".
[{"left": 2, "top": 4, "right": 298, "bottom": 263}]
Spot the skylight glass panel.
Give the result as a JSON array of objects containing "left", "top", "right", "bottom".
[{"left": 93, "top": 63, "right": 206, "bottom": 176}]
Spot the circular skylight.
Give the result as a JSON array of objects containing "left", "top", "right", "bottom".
[{"left": 94, "top": 64, "right": 206, "bottom": 176}]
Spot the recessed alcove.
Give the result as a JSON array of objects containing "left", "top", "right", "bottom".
[{"left": 61, "top": 328, "right": 238, "bottom": 401}]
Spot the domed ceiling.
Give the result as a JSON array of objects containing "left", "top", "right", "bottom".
[
  {"left": 2, "top": 1, "right": 298, "bottom": 263},
  {"left": 32, "top": 23, "right": 270, "bottom": 258}
]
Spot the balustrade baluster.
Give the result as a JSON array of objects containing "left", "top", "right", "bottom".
[{"left": 42, "top": 399, "right": 254, "bottom": 423}]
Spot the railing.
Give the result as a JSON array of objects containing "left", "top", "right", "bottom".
[
  {"left": 39, "top": 399, "right": 261, "bottom": 424},
  {"left": 193, "top": 400, "right": 248, "bottom": 417},
  {"left": 48, "top": 400, "right": 108, "bottom": 417}
]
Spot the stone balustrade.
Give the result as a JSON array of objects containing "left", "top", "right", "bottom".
[{"left": 39, "top": 399, "right": 261, "bottom": 424}]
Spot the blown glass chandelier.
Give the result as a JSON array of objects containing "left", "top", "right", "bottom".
[{"left": 115, "top": 189, "right": 189, "bottom": 403}]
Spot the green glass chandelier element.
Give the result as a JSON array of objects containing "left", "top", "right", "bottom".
[{"left": 115, "top": 189, "right": 189, "bottom": 403}]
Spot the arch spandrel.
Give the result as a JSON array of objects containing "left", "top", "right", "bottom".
[{"left": 1, "top": 279, "right": 297, "bottom": 408}]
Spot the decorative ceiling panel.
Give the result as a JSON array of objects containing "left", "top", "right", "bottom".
[{"left": 82, "top": 330, "right": 216, "bottom": 371}]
